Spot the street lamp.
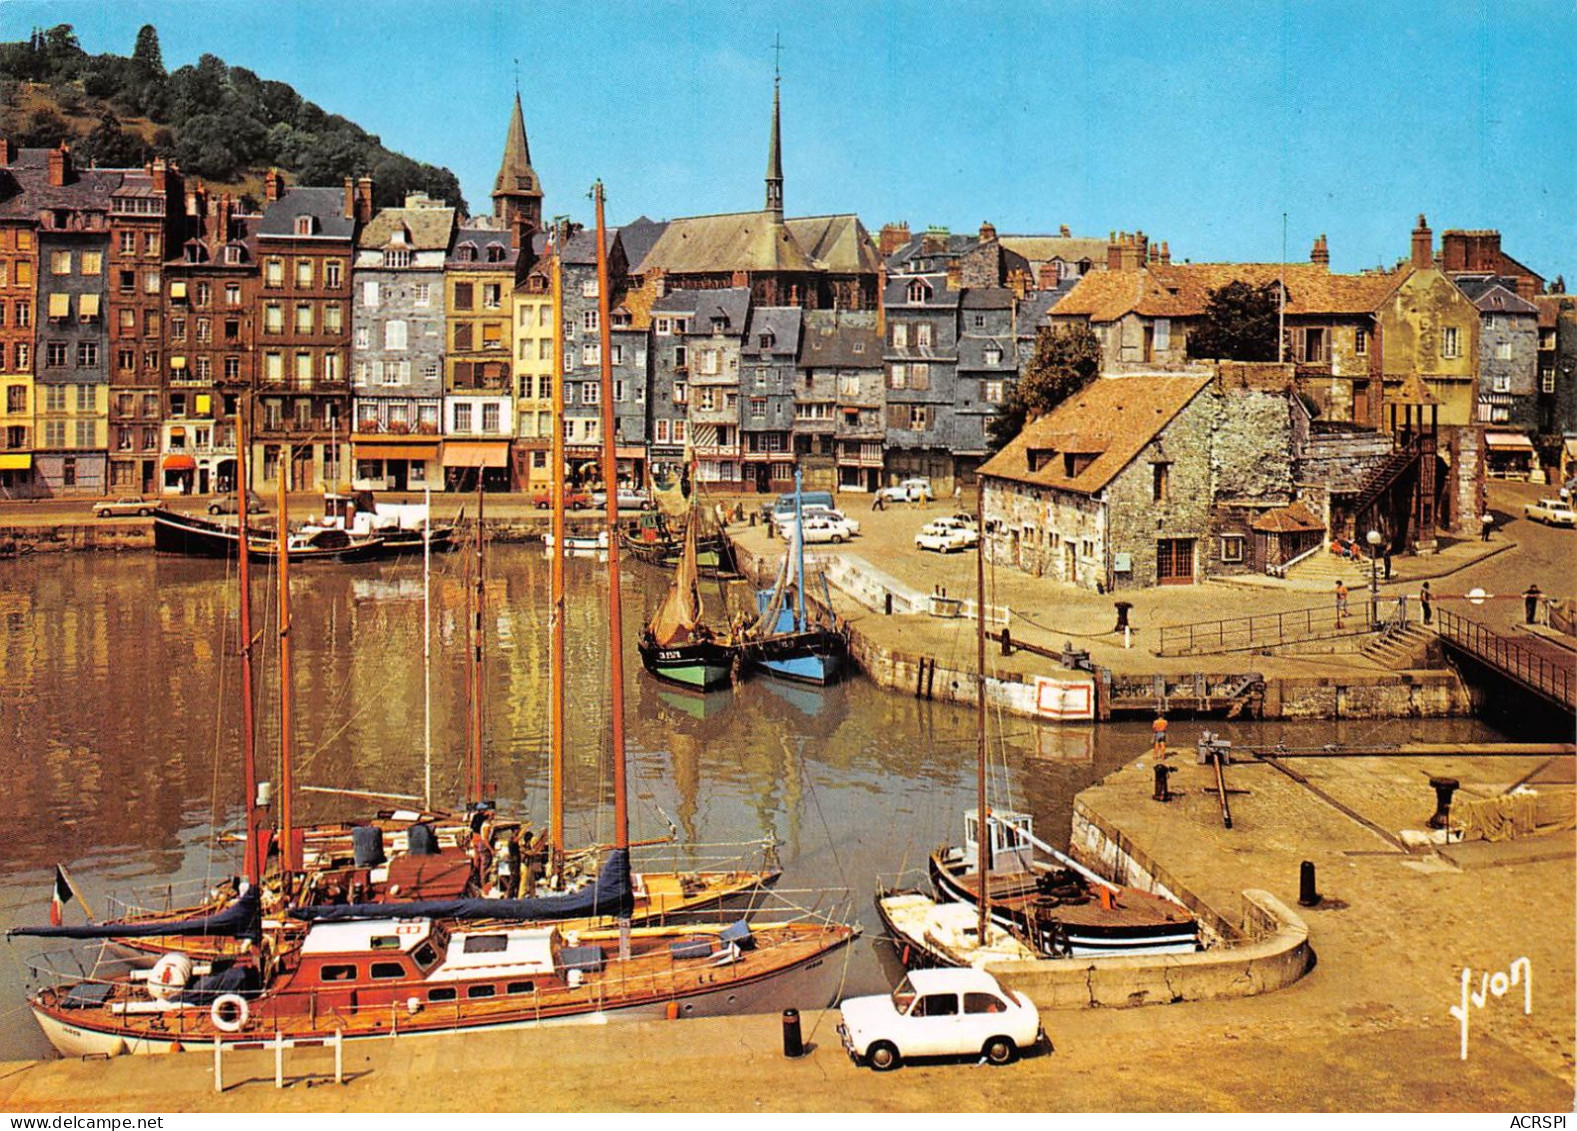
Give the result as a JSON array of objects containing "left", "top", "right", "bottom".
[{"left": 1365, "top": 529, "right": 1384, "bottom": 629}]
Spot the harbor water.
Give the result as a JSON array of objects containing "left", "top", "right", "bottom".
[{"left": 0, "top": 545, "right": 1511, "bottom": 1061}]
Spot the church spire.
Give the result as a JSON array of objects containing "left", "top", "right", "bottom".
[
  {"left": 765, "top": 42, "right": 784, "bottom": 218},
  {"left": 493, "top": 90, "right": 542, "bottom": 237}
]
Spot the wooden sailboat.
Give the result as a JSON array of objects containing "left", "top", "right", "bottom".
[
  {"left": 637, "top": 502, "right": 742, "bottom": 691},
  {"left": 17, "top": 183, "right": 856, "bottom": 1056},
  {"left": 739, "top": 468, "right": 849, "bottom": 685}
]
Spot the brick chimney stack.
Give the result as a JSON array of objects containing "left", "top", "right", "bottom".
[
  {"left": 1311, "top": 234, "right": 1330, "bottom": 268},
  {"left": 1411, "top": 214, "right": 1433, "bottom": 270},
  {"left": 47, "top": 144, "right": 72, "bottom": 187},
  {"left": 264, "top": 168, "right": 282, "bottom": 204},
  {"left": 151, "top": 157, "right": 168, "bottom": 196},
  {"left": 0, "top": 138, "right": 14, "bottom": 166},
  {"left": 1107, "top": 232, "right": 1121, "bottom": 271},
  {"left": 879, "top": 222, "right": 911, "bottom": 258},
  {"left": 1160, "top": 241, "right": 1171, "bottom": 267},
  {"left": 355, "top": 176, "right": 374, "bottom": 225},
  {"left": 978, "top": 220, "right": 997, "bottom": 244},
  {"left": 343, "top": 177, "right": 356, "bottom": 221},
  {"left": 1060, "top": 224, "right": 1071, "bottom": 238}
]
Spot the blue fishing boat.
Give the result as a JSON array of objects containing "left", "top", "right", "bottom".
[{"left": 741, "top": 470, "right": 849, "bottom": 686}]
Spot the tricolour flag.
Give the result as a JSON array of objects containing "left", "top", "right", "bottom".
[{"left": 50, "top": 865, "right": 73, "bottom": 926}]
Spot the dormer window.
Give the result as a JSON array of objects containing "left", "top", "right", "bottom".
[
  {"left": 985, "top": 346, "right": 1002, "bottom": 366},
  {"left": 223, "top": 245, "right": 243, "bottom": 265},
  {"left": 294, "top": 215, "right": 315, "bottom": 237},
  {"left": 906, "top": 279, "right": 931, "bottom": 304},
  {"left": 758, "top": 332, "right": 775, "bottom": 350},
  {"left": 457, "top": 243, "right": 478, "bottom": 263},
  {"left": 486, "top": 243, "right": 506, "bottom": 263},
  {"left": 383, "top": 248, "right": 411, "bottom": 269}
]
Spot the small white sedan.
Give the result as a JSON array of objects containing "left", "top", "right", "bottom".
[
  {"left": 1522, "top": 498, "right": 1576, "bottom": 527},
  {"left": 839, "top": 968, "right": 1044, "bottom": 1071},
  {"left": 798, "top": 516, "right": 858, "bottom": 544}
]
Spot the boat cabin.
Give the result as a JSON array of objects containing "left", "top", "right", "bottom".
[{"left": 962, "top": 808, "right": 1035, "bottom": 875}]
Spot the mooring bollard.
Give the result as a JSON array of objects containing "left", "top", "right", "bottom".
[
  {"left": 1152, "top": 762, "right": 1175, "bottom": 802},
  {"left": 1000, "top": 626, "right": 1012, "bottom": 656},
  {"left": 274, "top": 1030, "right": 285, "bottom": 1088},
  {"left": 884, "top": 592, "right": 893, "bottom": 616},
  {"left": 782, "top": 1007, "right": 805, "bottom": 1058},
  {"left": 334, "top": 1028, "right": 344, "bottom": 1084},
  {"left": 213, "top": 1033, "right": 223, "bottom": 1093},
  {"left": 1299, "top": 860, "right": 1321, "bottom": 908},
  {"left": 1427, "top": 776, "right": 1461, "bottom": 830}
]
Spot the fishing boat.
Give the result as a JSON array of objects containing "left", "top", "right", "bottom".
[
  {"left": 638, "top": 507, "right": 741, "bottom": 691},
  {"left": 619, "top": 510, "right": 739, "bottom": 578},
  {"left": 739, "top": 469, "right": 848, "bottom": 686},
  {"left": 151, "top": 507, "right": 388, "bottom": 562},
  {"left": 304, "top": 491, "right": 457, "bottom": 556},
  {"left": 543, "top": 528, "right": 609, "bottom": 558},
  {"left": 16, "top": 182, "right": 856, "bottom": 1057}
]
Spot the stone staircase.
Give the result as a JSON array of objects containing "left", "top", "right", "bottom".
[
  {"left": 1360, "top": 623, "right": 1437, "bottom": 670},
  {"left": 1284, "top": 549, "right": 1376, "bottom": 589}
]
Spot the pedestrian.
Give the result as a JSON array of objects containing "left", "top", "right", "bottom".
[
  {"left": 872, "top": 492, "right": 885, "bottom": 511},
  {"left": 1335, "top": 580, "right": 1349, "bottom": 620},
  {"left": 1151, "top": 713, "right": 1169, "bottom": 760},
  {"left": 1383, "top": 545, "right": 1393, "bottom": 581},
  {"left": 952, "top": 482, "right": 962, "bottom": 505},
  {"left": 1524, "top": 583, "right": 1542, "bottom": 625},
  {"left": 1419, "top": 581, "right": 1433, "bottom": 626},
  {"left": 1480, "top": 512, "right": 1494, "bottom": 542}
]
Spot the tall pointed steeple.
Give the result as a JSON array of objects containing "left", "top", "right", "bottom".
[
  {"left": 765, "top": 75, "right": 784, "bottom": 218},
  {"left": 492, "top": 90, "right": 543, "bottom": 237}
]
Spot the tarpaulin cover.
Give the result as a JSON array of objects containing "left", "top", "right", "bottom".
[
  {"left": 8, "top": 886, "right": 262, "bottom": 941},
  {"left": 289, "top": 848, "right": 633, "bottom": 923}
]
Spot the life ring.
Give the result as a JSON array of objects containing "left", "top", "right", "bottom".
[{"left": 210, "top": 993, "right": 249, "bottom": 1033}]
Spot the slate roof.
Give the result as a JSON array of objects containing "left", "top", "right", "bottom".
[
  {"left": 783, "top": 214, "right": 882, "bottom": 274},
  {"left": 258, "top": 186, "right": 356, "bottom": 240},
  {"left": 0, "top": 149, "right": 118, "bottom": 217},
  {"left": 885, "top": 231, "right": 975, "bottom": 271},
  {"left": 1016, "top": 289, "right": 1064, "bottom": 336},
  {"left": 883, "top": 273, "right": 960, "bottom": 309},
  {"left": 797, "top": 311, "right": 881, "bottom": 369},
  {"left": 651, "top": 289, "right": 702, "bottom": 316},
  {"left": 636, "top": 210, "right": 814, "bottom": 274},
  {"left": 447, "top": 224, "right": 518, "bottom": 268},
  {"left": 956, "top": 336, "right": 1017, "bottom": 370},
  {"left": 686, "top": 287, "right": 752, "bottom": 335},
  {"left": 1052, "top": 263, "right": 1402, "bottom": 322},
  {"left": 997, "top": 235, "right": 1108, "bottom": 269},
  {"left": 960, "top": 286, "right": 1014, "bottom": 310},
  {"left": 618, "top": 216, "right": 669, "bottom": 273},
  {"left": 979, "top": 374, "right": 1214, "bottom": 495},
  {"left": 561, "top": 226, "right": 616, "bottom": 266},
  {"left": 742, "top": 306, "right": 802, "bottom": 359},
  {"left": 1452, "top": 276, "right": 1539, "bottom": 315},
  {"left": 358, "top": 203, "right": 457, "bottom": 251}
]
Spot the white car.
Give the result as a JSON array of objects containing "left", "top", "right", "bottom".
[
  {"left": 776, "top": 506, "right": 861, "bottom": 539},
  {"left": 877, "top": 478, "right": 934, "bottom": 504},
  {"left": 796, "top": 516, "right": 859, "bottom": 544},
  {"left": 1522, "top": 498, "right": 1576, "bottom": 527},
  {"left": 839, "top": 968, "right": 1044, "bottom": 1071},
  {"left": 921, "top": 516, "right": 979, "bottom": 548},
  {"left": 915, "top": 520, "right": 972, "bottom": 553},
  {"left": 92, "top": 496, "right": 153, "bottom": 518}
]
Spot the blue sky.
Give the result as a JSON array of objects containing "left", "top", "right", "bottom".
[{"left": 10, "top": 0, "right": 1575, "bottom": 279}]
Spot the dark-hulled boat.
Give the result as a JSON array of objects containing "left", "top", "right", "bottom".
[
  {"left": 638, "top": 511, "right": 740, "bottom": 691},
  {"left": 152, "top": 507, "right": 387, "bottom": 562}
]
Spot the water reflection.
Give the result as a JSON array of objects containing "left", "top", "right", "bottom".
[{"left": 0, "top": 546, "right": 1512, "bottom": 1060}]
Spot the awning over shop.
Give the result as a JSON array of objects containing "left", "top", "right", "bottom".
[
  {"left": 441, "top": 441, "right": 510, "bottom": 468},
  {"left": 163, "top": 454, "right": 197, "bottom": 471},
  {"left": 355, "top": 437, "right": 441, "bottom": 461},
  {"left": 0, "top": 453, "right": 32, "bottom": 471},
  {"left": 1484, "top": 432, "right": 1534, "bottom": 450}
]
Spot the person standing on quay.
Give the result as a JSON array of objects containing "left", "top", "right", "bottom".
[
  {"left": 1152, "top": 713, "right": 1169, "bottom": 760},
  {"left": 1420, "top": 581, "right": 1433, "bottom": 626},
  {"left": 1335, "top": 580, "right": 1350, "bottom": 623}
]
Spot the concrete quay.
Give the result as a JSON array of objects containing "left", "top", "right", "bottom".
[{"left": 2, "top": 745, "right": 1571, "bottom": 1112}]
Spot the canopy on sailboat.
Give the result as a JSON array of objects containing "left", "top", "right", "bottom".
[
  {"left": 7, "top": 886, "right": 263, "bottom": 941},
  {"left": 288, "top": 848, "right": 634, "bottom": 923}
]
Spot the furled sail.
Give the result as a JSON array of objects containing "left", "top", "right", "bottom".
[
  {"left": 8, "top": 886, "right": 263, "bottom": 941},
  {"left": 647, "top": 520, "right": 704, "bottom": 647}
]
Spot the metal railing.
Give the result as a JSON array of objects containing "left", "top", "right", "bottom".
[
  {"left": 1435, "top": 608, "right": 1575, "bottom": 710},
  {"left": 1157, "top": 602, "right": 1371, "bottom": 656}
]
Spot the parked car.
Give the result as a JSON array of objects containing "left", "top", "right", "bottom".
[
  {"left": 769, "top": 490, "right": 836, "bottom": 525},
  {"left": 797, "top": 515, "right": 859, "bottom": 544},
  {"left": 1522, "top": 498, "right": 1576, "bottom": 527},
  {"left": 921, "top": 516, "right": 979, "bottom": 548},
  {"left": 838, "top": 968, "right": 1044, "bottom": 1071},
  {"left": 915, "top": 518, "right": 973, "bottom": 553},
  {"left": 591, "top": 488, "right": 654, "bottom": 511},
  {"left": 877, "top": 478, "right": 934, "bottom": 504},
  {"left": 532, "top": 489, "right": 592, "bottom": 510},
  {"left": 92, "top": 496, "right": 153, "bottom": 518},
  {"left": 775, "top": 505, "right": 861, "bottom": 539},
  {"left": 207, "top": 490, "right": 269, "bottom": 516}
]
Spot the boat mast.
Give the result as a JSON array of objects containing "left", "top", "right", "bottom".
[
  {"left": 234, "top": 401, "right": 260, "bottom": 885},
  {"left": 976, "top": 480, "right": 989, "bottom": 940},
  {"left": 468, "top": 475, "right": 485, "bottom": 804},
  {"left": 275, "top": 448, "right": 295, "bottom": 879},
  {"left": 593, "top": 181, "right": 628, "bottom": 854},
  {"left": 423, "top": 484, "right": 432, "bottom": 812},
  {"left": 793, "top": 466, "right": 806, "bottom": 631},
  {"left": 549, "top": 220, "right": 567, "bottom": 866}
]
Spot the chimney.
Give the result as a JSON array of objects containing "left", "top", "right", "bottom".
[
  {"left": 1311, "top": 234, "right": 1329, "bottom": 268},
  {"left": 217, "top": 195, "right": 233, "bottom": 241},
  {"left": 978, "top": 220, "right": 997, "bottom": 244},
  {"left": 879, "top": 222, "right": 911, "bottom": 258},
  {"left": 1038, "top": 262, "right": 1060, "bottom": 290},
  {"left": 1160, "top": 241, "right": 1171, "bottom": 267},
  {"left": 264, "top": 168, "right": 282, "bottom": 204},
  {"left": 355, "top": 176, "right": 374, "bottom": 225},
  {"left": 1060, "top": 224, "right": 1071, "bottom": 238},
  {"left": 1135, "top": 231, "right": 1149, "bottom": 266},
  {"left": 1147, "top": 243, "right": 1158, "bottom": 265},
  {"left": 344, "top": 177, "right": 356, "bottom": 220},
  {"left": 0, "top": 138, "right": 13, "bottom": 167},
  {"left": 151, "top": 157, "right": 168, "bottom": 196},
  {"left": 1411, "top": 214, "right": 1433, "bottom": 270},
  {"left": 47, "top": 144, "right": 72, "bottom": 187},
  {"left": 946, "top": 261, "right": 963, "bottom": 290},
  {"left": 1107, "top": 232, "right": 1122, "bottom": 271}
]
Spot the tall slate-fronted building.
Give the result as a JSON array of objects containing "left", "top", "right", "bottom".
[
  {"left": 882, "top": 273, "right": 961, "bottom": 490},
  {"left": 648, "top": 289, "right": 698, "bottom": 482},
  {"left": 739, "top": 305, "right": 801, "bottom": 492},
  {"left": 954, "top": 287, "right": 1017, "bottom": 481},
  {"left": 351, "top": 192, "right": 454, "bottom": 491},
  {"left": 560, "top": 226, "right": 647, "bottom": 485},
  {"left": 686, "top": 288, "right": 751, "bottom": 490},
  {"left": 797, "top": 310, "right": 882, "bottom": 492}
]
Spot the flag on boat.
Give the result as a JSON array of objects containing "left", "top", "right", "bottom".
[{"left": 49, "top": 866, "right": 73, "bottom": 926}]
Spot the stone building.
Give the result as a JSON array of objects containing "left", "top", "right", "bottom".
[
  {"left": 350, "top": 192, "right": 454, "bottom": 492},
  {"left": 1453, "top": 275, "right": 1539, "bottom": 478},
  {"left": 797, "top": 311, "right": 882, "bottom": 493},
  {"left": 739, "top": 305, "right": 801, "bottom": 493},
  {"left": 647, "top": 289, "right": 698, "bottom": 483},
  {"left": 0, "top": 141, "right": 40, "bottom": 496},
  {"left": 979, "top": 374, "right": 1219, "bottom": 589},
  {"left": 253, "top": 173, "right": 362, "bottom": 492},
  {"left": 954, "top": 287, "right": 1017, "bottom": 481},
  {"left": 684, "top": 288, "right": 750, "bottom": 490},
  {"left": 882, "top": 273, "right": 961, "bottom": 490}
]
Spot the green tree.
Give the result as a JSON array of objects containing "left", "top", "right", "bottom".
[
  {"left": 131, "top": 24, "right": 164, "bottom": 77},
  {"left": 1186, "top": 280, "right": 1281, "bottom": 362},
  {"left": 987, "top": 323, "right": 1101, "bottom": 450},
  {"left": 77, "top": 109, "right": 147, "bottom": 167}
]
